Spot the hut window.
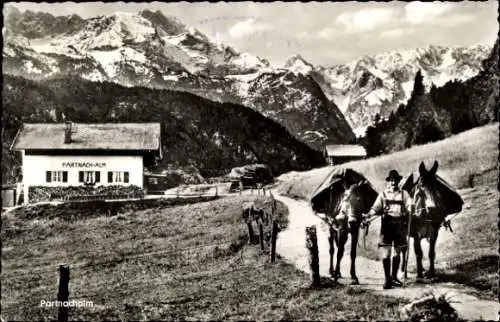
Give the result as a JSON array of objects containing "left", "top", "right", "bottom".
[
  {"left": 108, "top": 171, "right": 130, "bottom": 183},
  {"left": 79, "top": 171, "right": 100, "bottom": 183},
  {"left": 47, "top": 171, "right": 68, "bottom": 183}
]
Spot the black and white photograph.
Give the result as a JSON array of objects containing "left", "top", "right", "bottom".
[{"left": 1, "top": 1, "right": 499, "bottom": 320}]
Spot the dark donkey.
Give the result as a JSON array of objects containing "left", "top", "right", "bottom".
[
  {"left": 325, "top": 180, "right": 378, "bottom": 284},
  {"left": 401, "top": 161, "right": 464, "bottom": 279}
]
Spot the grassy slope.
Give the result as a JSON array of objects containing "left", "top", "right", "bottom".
[
  {"left": 275, "top": 123, "right": 499, "bottom": 299},
  {"left": 1, "top": 196, "right": 409, "bottom": 321},
  {"left": 276, "top": 123, "right": 498, "bottom": 197}
]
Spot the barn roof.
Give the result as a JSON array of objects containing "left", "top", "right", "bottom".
[
  {"left": 324, "top": 144, "right": 367, "bottom": 157},
  {"left": 10, "top": 123, "right": 161, "bottom": 151}
]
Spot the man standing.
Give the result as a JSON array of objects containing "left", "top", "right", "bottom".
[{"left": 363, "top": 170, "right": 412, "bottom": 289}]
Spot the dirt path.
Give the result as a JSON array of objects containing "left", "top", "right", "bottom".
[{"left": 274, "top": 194, "right": 499, "bottom": 321}]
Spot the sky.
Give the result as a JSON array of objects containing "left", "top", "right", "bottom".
[{"left": 6, "top": 1, "right": 499, "bottom": 66}]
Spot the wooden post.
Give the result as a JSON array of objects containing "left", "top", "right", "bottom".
[
  {"left": 263, "top": 187, "right": 266, "bottom": 196},
  {"left": 305, "top": 226, "right": 321, "bottom": 287},
  {"left": 259, "top": 220, "right": 264, "bottom": 251},
  {"left": 57, "top": 264, "right": 70, "bottom": 322},
  {"left": 176, "top": 188, "right": 180, "bottom": 199},
  {"left": 108, "top": 202, "right": 118, "bottom": 216},
  {"left": 270, "top": 221, "right": 278, "bottom": 262},
  {"left": 215, "top": 186, "right": 218, "bottom": 197},
  {"left": 247, "top": 221, "right": 254, "bottom": 244}
]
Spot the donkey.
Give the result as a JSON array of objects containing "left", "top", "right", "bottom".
[
  {"left": 401, "top": 161, "right": 464, "bottom": 279},
  {"left": 325, "top": 180, "right": 378, "bottom": 284}
]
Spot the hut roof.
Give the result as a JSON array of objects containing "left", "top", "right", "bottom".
[
  {"left": 324, "top": 145, "right": 366, "bottom": 157},
  {"left": 10, "top": 123, "right": 161, "bottom": 151}
]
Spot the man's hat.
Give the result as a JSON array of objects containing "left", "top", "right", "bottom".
[{"left": 385, "top": 169, "right": 402, "bottom": 182}]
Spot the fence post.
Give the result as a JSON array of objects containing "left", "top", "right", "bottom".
[
  {"left": 305, "top": 226, "right": 321, "bottom": 287},
  {"left": 176, "top": 188, "right": 180, "bottom": 199},
  {"left": 57, "top": 264, "right": 70, "bottom": 322},
  {"left": 247, "top": 221, "right": 255, "bottom": 244},
  {"left": 215, "top": 186, "right": 218, "bottom": 197},
  {"left": 259, "top": 220, "right": 265, "bottom": 251},
  {"left": 270, "top": 220, "right": 278, "bottom": 262},
  {"left": 108, "top": 202, "right": 118, "bottom": 216}
]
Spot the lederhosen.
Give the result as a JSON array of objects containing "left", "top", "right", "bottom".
[{"left": 378, "top": 190, "right": 408, "bottom": 247}]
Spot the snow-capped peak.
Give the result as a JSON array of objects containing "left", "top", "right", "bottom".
[
  {"left": 230, "top": 52, "right": 270, "bottom": 70},
  {"left": 284, "top": 54, "right": 314, "bottom": 75},
  {"left": 319, "top": 43, "right": 492, "bottom": 130},
  {"left": 41, "top": 12, "right": 156, "bottom": 52}
]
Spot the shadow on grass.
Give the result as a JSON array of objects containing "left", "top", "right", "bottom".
[
  {"left": 434, "top": 255, "right": 498, "bottom": 298},
  {"left": 307, "top": 276, "right": 371, "bottom": 291}
]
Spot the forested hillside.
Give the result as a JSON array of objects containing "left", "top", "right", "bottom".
[
  {"left": 2, "top": 75, "right": 326, "bottom": 183},
  {"left": 360, "top": 37, "right": 498, "bottom": 156}
]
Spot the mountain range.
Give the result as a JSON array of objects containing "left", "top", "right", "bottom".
[
  {"left": 2, "top": 7, "right": 355, "bottom": 149},
  {"left": 360, "top": 36, "right": 499, "bottom": 156},
  {"left": 4, "top": 7, "right": 493, "bottom": 141},
  {"left": 282, "top": 44, "right": 491, "bottom": 135}
]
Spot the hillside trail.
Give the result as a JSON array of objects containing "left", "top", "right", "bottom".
[{"left": 273, "top": 193, "right": 499, "bottom": 321}]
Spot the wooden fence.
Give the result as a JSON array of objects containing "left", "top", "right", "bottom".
[{"left": 244, "top": 191, "right": 279, "bottom": 263}]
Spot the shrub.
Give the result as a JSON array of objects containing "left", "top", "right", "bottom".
[
  {"left": 28, "top": 185, "right": 145, "bottom": 203},
  {"left": 400, "top": 292, "right": 460, "bottom": 322}
]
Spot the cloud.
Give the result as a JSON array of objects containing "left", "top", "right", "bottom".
[
  {"left": 315, "top": 28, "right": 337, "bottom": 40},
  {"left": 227, "top": 18, "right": 273, "bottom": 39},
  {"left": 445, "top": 13, "right": 477, "bottom": 27},
  {"left": 296, "top": 31, "right": 309, "bottom": 39},
  {"left": 335, "top": 8, "right": 396, "bottom": 32},
  {"left": 379, "top": 28, "right": 405, "bottom": 38},
  {"left": 296, "top": 28, "right": 338, "bottom": 40},
  {"left": 405, "top": 2, "right": 455, "bottom": 24}
]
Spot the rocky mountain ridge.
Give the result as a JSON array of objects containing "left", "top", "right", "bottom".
[
  {"left": 283, "top": 44, "right": 491, "bottom": 134},
  {"left": 3, "top": 6, "right": 355, "bottom": 149}
]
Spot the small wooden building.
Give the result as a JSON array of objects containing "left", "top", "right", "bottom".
[
  {"left": 324, "top": 144, "right": 367, "bottom": 166},
  {"left": 9, "top": 122, "right": 162, "bottom": 204}
]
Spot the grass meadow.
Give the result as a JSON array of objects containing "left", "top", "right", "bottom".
[
  {"left": 2, "top": 195, "right": 410, "bottom": 321},
  {"left": 274, "top": 123, "right": 499, "bottom": 300},
  {"left": 275, "top": 123, "right": 498, "bottom": 197}
]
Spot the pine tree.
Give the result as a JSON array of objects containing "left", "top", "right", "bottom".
[{"left": 411, "top": 70, "right": 425, "bottom": 100}]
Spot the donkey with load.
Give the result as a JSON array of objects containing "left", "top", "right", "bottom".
[{"left": 309, "top": 161, "right": 463, "bottom": 286}]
